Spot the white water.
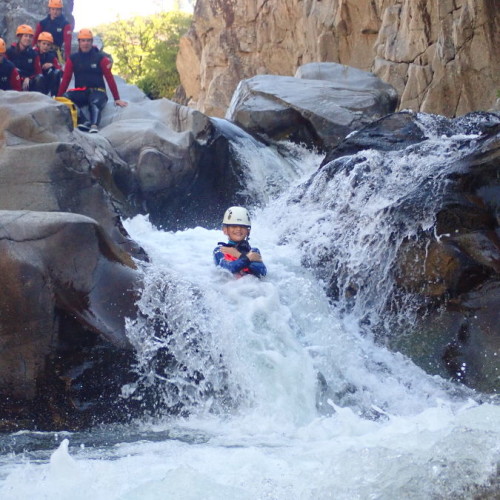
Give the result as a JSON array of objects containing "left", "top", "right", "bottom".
[{"left": 1, "top": 139, "right": 499, "bottom": 498}]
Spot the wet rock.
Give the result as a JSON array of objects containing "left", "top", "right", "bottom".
[
  {"left": 0, "top": 90, "right": 145, "bottom": 259},
  {"left": 0, "top": 211, "right": 142, "bottom": 431},
  {"left": 101, "top": 98, "right": 263, "bottom": 229},
  {"left": 226, "top": 69, "right": 398, "bottom": 151},
  {"left": 292, "top": 110, "right": 500, "bottom": 392}
]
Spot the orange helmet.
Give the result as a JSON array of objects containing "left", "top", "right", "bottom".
[
  {"left": 16, "top": 25, "right": 35, "bottom": 36},
  {"left": 0, "top": 38, "right": 6, "bottom": 54},
  {"left": 77, "top": 28, "right": 93, "bottom": 40},
  {"left": 48, "top": 0, "right": 64, "bottom": 8},
  {"left": 38, "top": 32, "right": 54, "bottom": 43}
]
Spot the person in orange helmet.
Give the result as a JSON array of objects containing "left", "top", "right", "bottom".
[
  {"left": 0, "top": 38, "right": 22, "bottom": 91},
  {"left": 35, "top": 32, "right": 62, "bottom": 96},
  {"left": 34, "top": 0, "right": 73, "bottom": 62},
  {"left": 57, "top": 28, "right": 127, "bottom": 133},
  {"left": 6, "top": 25, "right": 44, "bottom": 92}
]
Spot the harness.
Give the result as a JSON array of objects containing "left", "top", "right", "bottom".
[
  {"left": 70, "top": 48, "right": 106, "bottom": 90},
  {"left": 67, "top": 86, "right": 106, "bottom": 93}
]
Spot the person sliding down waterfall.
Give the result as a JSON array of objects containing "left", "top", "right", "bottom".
[
  {"left": 213, "top": 206, "right": 267, "bottom": 278},
  {"left": 57, "top": 28, "right": 127, "bottom": 133}
]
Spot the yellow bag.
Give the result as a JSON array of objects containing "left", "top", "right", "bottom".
[{"left": 54, "top": 96, "right": 78, "bottom": 128}]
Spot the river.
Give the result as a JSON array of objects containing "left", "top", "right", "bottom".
[{"left": 0, "top": 131, "right": 498, "bottom": 499}]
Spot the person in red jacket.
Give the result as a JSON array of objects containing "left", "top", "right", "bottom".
[
  {"left": 36, "top": 31, "right": 62, "bottom": 96},
  {"left": 0, "top": 38, "right": 22, "bottom": 91},
  {"left": 57, "top": 28, "right": 127, "bottom": 133},
  {"left": 6, "top": 25, "right": 44, "bottom": 92},
  {"left": 33, "top": 0, "right": 73, "bottom": 63}
]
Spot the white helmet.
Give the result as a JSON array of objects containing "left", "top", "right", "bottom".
[{"left": 222, "top": 206, "right": 251, "bottom": 227}]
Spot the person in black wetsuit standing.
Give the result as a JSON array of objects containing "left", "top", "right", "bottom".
[{"left": 34, "top": 0, "right": 73, "bottom": 63}]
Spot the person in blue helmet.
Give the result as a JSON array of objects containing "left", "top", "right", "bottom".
[{"left": 213, "top": 206, "right": 267, "bottom": 278}]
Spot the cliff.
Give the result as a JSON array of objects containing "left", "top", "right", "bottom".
[{"left": 176, "top": 0, "right": 500, "bottom": 118}]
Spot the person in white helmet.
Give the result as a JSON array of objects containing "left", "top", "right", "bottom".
[{"left": 213, "top": 206, "right": 267, "bottom": 278}]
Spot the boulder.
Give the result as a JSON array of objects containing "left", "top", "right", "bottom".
[
  {"left": 226, "top": 71, "right": 398, "bottom": 151},
  {"left": 100, "top": 97, "right": 269, "bottom": 229},
  {"left": 295, "top": 62, "right": 398, "bottom": 96},
  {"left": 0, "top": 90, "right": 145, "bottom": 258},
  {"left": 0, "top": 211, "right": 141, "bottom": 431}
]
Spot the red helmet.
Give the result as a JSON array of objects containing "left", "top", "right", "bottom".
[
  {"left": 38, "top": 31, "right": 54, "bottom": 43},
  {"left": 0, "top": 38, "right": 6, "bottom": 54},
  {"left": 16, "top": 25, "right": 35, "bottom": 36},
  {"left": 48, "top": 0, "right": 64, "bottom": 8}
]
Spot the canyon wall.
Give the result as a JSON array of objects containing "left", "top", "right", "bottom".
[{"left": 177, "top": 0, "right": 500, "bottom": 118}]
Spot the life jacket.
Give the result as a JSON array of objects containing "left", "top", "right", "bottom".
[
  {"left": 220, "top": 248, "right": 251, "bottom": 276},
  {"left": 38, "top": 49, "right": 59, "bottom": 67},
  {"left": 6, "top": 44, "right": 39, "bottom": 78},
  {"left": 70, "top": 47, "right": 106, "bottom": 90},
  {"left": 0, "top": 58, "right": 16, "bottom": 90},
  {"left": 39, "top": 14, "right": 68, "bottom": 49}
]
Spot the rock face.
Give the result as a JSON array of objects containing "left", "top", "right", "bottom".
[
  {"left": 0, "top": 91, "right": 147, "bottom": 430},
  {"left": 0, "top": 211, "right": 140, "bottom": 430},
  {"left": 177, "top": 0, "right": 500, "bottom": 118},
  {"left": 0, "top": 91, "right": 144, "bottom": 257},
  {"left": 101, "top": 94, "right": 274, "bottom": 229}
]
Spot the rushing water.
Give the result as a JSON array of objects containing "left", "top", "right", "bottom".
[{"left": 0, "top": 132, "right": 499, "bottom": 499}]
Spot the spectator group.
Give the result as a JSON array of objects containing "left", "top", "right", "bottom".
[{"left": 0, "top": 0, "right": 127, "bottom": 133}]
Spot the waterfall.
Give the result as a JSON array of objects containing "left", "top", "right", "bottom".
[
  {"left": 121, "top": 115, "right": 482, "bottom": 421},
  {"left": 1, "top": 115, "right": 498, "bottom": 499}
]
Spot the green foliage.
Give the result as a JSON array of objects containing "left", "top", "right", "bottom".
[{"left": 95, "top": 11, "right": 192, "bottom": 99}]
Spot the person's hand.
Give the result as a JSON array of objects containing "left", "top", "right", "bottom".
[
  {"left": 223, "top": 247, "right": 240, "bottom": 258},
  {"left": 42, "top": 63, "right": 52, "bottom": 70},
  {"left": 22, "top": 78, "right": 30, "bottom": 90},
  {"left": 247, "top": 251, "right": 263, "bottom": 262},
  {"left": 114, "top": 99, "right": 128, "bottom": 107}
]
